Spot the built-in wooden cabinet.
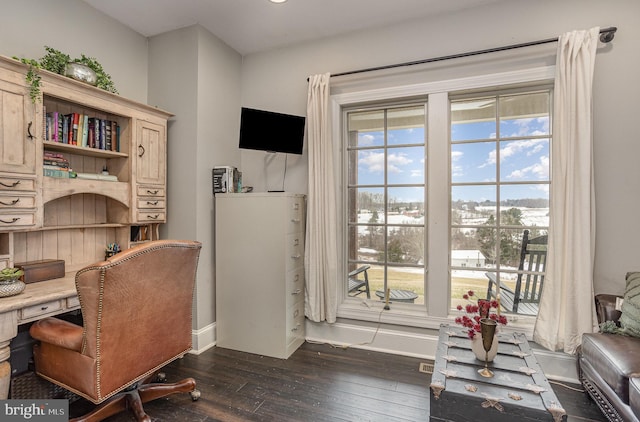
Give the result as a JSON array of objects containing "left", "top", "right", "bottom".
[
  {"left": 0, "top": 68, "right": 36, "bottom": 176},
  {"left": 0, "top": 55, "right": 171, "bottom": 272},
  {"left": 134, "top": 120, "right": 166, "bottom": 223}
]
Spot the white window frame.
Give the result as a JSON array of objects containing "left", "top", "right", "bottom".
[{"left": 332, "top": 66, "right": 555, "bottom": 333}]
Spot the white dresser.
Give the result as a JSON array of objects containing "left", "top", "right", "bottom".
[{"left": 215, "top": 192, "right": 306, "bottom": 359}]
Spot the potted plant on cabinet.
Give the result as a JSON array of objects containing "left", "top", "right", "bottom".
[
  {"left": 14, "top": 46, "right": 118, "bottom": 103},
  {"left": 0, "top": 267, "right": 25, "bottom": 298}
]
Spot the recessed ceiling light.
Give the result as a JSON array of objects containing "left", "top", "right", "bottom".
[{"left": 270, "top": 0, "right": 287, "bottom": 3}]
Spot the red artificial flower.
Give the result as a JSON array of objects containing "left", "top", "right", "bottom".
[{"left": 454, "top": 290, "right": 507, "bottom": 338}]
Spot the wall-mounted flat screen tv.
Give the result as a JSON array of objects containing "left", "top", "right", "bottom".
[{"left": 239, "top": 107, "right": 306, "bottom": 155}]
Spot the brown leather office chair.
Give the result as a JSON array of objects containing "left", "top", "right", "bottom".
[{"left": 29, "top": 240, "right": 202, "bottom": 422}]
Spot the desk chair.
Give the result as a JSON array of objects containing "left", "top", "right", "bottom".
[
  {"left": 29, "top": 240, "right": 202, "bottom": 422},
  {"left": 485, "top": 230, "right": 547, "bottom": 315}
]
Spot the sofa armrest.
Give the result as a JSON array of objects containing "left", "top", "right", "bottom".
[{"left": 595, "top": 294, "right": 622, "bottom": 325}]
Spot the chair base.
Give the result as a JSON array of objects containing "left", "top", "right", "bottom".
[{"left": 71, "top": 374, "right": 199, "bottom": 422}]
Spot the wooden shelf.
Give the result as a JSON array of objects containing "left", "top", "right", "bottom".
[
  {"left": 43, "top": 141, "right": 128, "bottom": 159},
  {"left": 38, "top": 223, "right": 128, "bottom": 231},
  {"left": 42, "top": 177, "right": 130, "bottom": 206}
]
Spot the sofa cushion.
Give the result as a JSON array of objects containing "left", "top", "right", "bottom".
[
  {"left": 581, "top": 332, "right": 640, "bottom": 404},
  {"left": 631, "top": 377, "right": 640, "bottom": 419},
  {"left": 620, "top": 272, "right": 640, "bottom": 337}
]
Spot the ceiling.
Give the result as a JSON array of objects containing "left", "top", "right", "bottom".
[{"left": 82, "top": 0, "right": 501, "bottom": 55}]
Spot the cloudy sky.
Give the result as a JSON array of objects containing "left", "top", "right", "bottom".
[{"left": 355, "top": 116, "right": 550, "bottom": 204}]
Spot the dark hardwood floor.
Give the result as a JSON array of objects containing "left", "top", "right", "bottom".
[{"left": 69, "top": 341, "right": 607, "bottom": 422}]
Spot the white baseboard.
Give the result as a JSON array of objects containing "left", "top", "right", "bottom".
[
  {"left": 189, "top": 322, "right": 216, "bottom": 355},
  {"left": 193, "top": 319, "right": 578, "bottom": 383},
  {"left": 304, "top": 320, "right": 579, "bottom": 383}
]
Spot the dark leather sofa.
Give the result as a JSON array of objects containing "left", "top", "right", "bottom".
[{"left": 578, "top": 294, "right": 640, "bottom": 422}]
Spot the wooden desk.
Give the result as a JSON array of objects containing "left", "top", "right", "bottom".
[{"left": 0, "top": 273, "right": 78, "bottom": 399}]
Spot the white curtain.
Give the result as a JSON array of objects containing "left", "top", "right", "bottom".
[
  {"left": 304, "top": 73, "right": 339, "bottom": 323},
  {"left": 533, "top": 27, "right": 600, "bottom": 354}
]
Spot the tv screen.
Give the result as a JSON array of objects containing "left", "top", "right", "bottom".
[{"left": 239, "top": 107, "right": 306, "bottom": 155}]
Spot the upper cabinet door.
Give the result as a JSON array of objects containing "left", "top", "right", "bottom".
[
  {"left": 0, "top": 76, "right": 36, "bottom": 175},
  {"left": 135, "top": 120, "right": 166, "bottom": 186}
]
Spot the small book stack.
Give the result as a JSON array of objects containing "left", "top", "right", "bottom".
[{"left": 43, "top": 152, "right": 71, "bottom": 178}]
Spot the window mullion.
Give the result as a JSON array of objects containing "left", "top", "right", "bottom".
[{"left": 426, "top": 92, "right": 450, "bottom": 318}]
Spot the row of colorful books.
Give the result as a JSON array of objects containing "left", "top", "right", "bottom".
[{"left": 44, "top": 110, "right": 121, "bottom": 152}]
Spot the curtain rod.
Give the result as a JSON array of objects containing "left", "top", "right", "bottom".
[{"left": 314, "top": 26, "right": 617, "bottom": 80}]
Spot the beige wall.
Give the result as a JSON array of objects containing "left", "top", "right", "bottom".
[
  {"left": 0, "top": 0, "right": 149, "bottom": 103},
  {"left": 147, "top": 26, "right": 242, "bottom": 332}
]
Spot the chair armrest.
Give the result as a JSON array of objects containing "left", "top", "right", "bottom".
[
  {"left": 595, "top": 294, "right": 623, "bottom": 325},
  {"left": 30, "top": 317, "right": 83, "bottom": 352},
  {"left": 349, "top": 265, "right": 371, "bottom": 278}
]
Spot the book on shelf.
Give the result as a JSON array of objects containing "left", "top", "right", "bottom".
[
  {"left": 43, "top": 168, "right": 70, "bottom": 178},
  {"left": 105, "top": 120, "right": 112, "bottom": 151},
  {"left": 81, "top": 114, "right": 89, "bottom": 147},
  {"left": 61, "top": 114, "right": 70, "bottom": 144}
]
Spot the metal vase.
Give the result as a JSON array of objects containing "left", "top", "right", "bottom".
[{"left": 478, "top": 317, "right": 497, "bottom": 377}]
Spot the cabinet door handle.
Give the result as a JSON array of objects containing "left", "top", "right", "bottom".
[
  {"left": 138, "top": 144, "right": 145, "bottom": 157},
  {"left": 291, "top": 218, "right": 301, "bottom": 223},
  {"left": 40, "top": 306, "right": 49, "bottom": 311},
  {"left": 0, "top": 217, "right": 19, "bottom": 224},
  {"left": 147, "top": 214, "right": 159, "bottom": 220},
  {"left": 291, "top": 324, "right": 301, "bottom": 332},
  {"left": 291, "top": 289, "right": 302, "bottom": 295},
  {"left": 146, "top": 200, "right": 158, "bottom": 205},
  {"left": 0, "top": 180, "right": 20, "bottom": 188},
  {"left": 27, "top": 121, "right": 34, "bottom": 139},
  {"left": 291, "top": 254, "right": 301, "bottom": 260},
  {"left": 146, "top": 189, "right": 159, "bottom": 195},
  {"left": 0, "top": 198, "right": 19, "bottom": 206}
]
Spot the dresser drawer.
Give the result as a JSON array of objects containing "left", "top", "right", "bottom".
[
  {"left": 137, "top": 198, "right": 166, "bottom": 209},
  {"left": 137, "top": 211, "right": 165, "bottom": 222},
  {"left": 286, "top": 268, "right": 304, "bottom": 309},
  {"left": 0, "top": 177, "right": 35, "bottom": 192},
  {"left": 0, "top": 212, "right": 35, "bottom": 228},
  {"left": 286, "top": 198, "right": 305, "bottom": 234},
  {"left": 21, "top": 300, "right": 63, "bottom": 320},
  {"left": 0, "top": 193, "right": 35, "bottom": 209},
  {"left": 286, "top": 303, "right": 305, "bottom": 345},
  {"left": 136, "top": 186, "right": 165, "bottom": 197},
  {"left": 285, "top": 233, "right": 304, "bottom": 272}
]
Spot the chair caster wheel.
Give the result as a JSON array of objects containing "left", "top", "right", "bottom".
[
  {"left": 190, "top": 389, "right": 201, "bottom": 401},
  {"left": 156, "top": 372, "right": 166, "bottom": 383}
]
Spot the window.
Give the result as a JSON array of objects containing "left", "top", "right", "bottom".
[
  {"left": 450, "top": 88, "right": 551, "bottom": 316},
  {"left": 346, "top": 104, "right": 426, "bottom": 305},
  {"left": 335, "top": 66, "right": 554, "bottom": 325}
]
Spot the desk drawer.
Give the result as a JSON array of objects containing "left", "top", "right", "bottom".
[
  {"left": 21, "top": 300, "right": 63, "bottom": 320},
  {"left": 137, "top": 198, "right": 165, "bottom": 209},
  {"left": 137, "top": 211, "right": 165, "bottom": 222},
  {"left": 137, "top": 186, "right": 165, "bottom": 197},
  {"left": 0, "top": 194, "right": 35, "bottom": 209},
  {"left": 0, "top": 177, "right": 35, "bottom": 192},
  {"left": 0, "top": 212, "right": 35, "bottom": 228},
  {"left": 67, "top": 296, "right": 80, "bottom": 309}
]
